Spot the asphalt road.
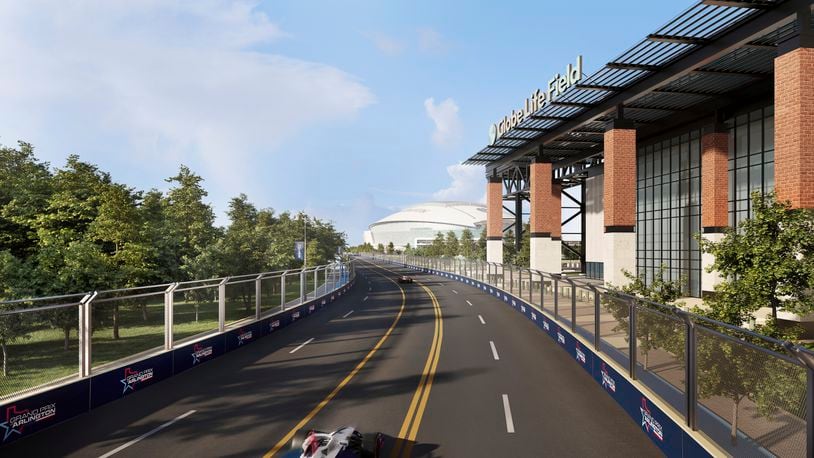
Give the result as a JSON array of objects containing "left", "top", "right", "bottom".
[{"left": 3, "top": 260, "right": 661, "bottom": 457}]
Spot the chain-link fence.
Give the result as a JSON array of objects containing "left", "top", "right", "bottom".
[
  {"left": 377, "top": 253, "right": 812, "bottom": 458},
  {"left": 0, "top": 261, "right": 353, "bottom": 401}
]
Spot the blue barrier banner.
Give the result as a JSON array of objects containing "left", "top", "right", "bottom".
[
  {"left": 0, "top": 379, "right": 89, "bottom": 445},
  {"left": 174, "top": 334, "right": 225, "bottom": 374},
  {"left": 90, "top": 352, "right": 173, "bottom": 409},
  {"left": 226, "top": 321, "right": 265, "bottom": 352}
]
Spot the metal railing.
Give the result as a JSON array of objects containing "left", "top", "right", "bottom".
[
  {"left": 0, "top": 261, "right": 354, "bottom": 401},
  {"left": 372, "top": 254, "right": 813, "bottom": 458}
]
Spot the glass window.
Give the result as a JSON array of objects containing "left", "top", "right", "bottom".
[{"left": 727, "top": 105, "right": 774, "bottom": 229}]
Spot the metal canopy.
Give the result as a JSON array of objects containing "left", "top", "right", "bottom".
[{"left": 466, "top": 0, "right": 805, "bottom": 176}]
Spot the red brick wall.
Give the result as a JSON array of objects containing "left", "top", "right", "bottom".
[
  {"left": 530, "top": 162, "right": 553, "bottom": 234},
  {"left": 550, "top": 183, "right": 562, "bottom": 238},
  {"left": 701, "top": 132, "right": 729, "bottom": 229},
  {"left": 775, "top": 47, "right": 814, "bottom": 209},
  {"left": 487, "top": 179, "right": 503, "bottom": 238},
  {"left": 604, "top": 128, "right": 637, "bottom": 229}
]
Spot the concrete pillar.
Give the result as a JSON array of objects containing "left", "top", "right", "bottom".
[
  {"left": 603, "top": 121, "right": 637, "bottom": 288},
  {"left": 701, "top": 129, "right": 729, "bottom": 294},
  {"left": 775, "top": 45, "right": 814, "bottom": 209},
  {"left": 529, "top": 159, "right": 561, "bottom": 274},
  {"left": 486, "top": 176, "right": 504, "bottom": 264}
]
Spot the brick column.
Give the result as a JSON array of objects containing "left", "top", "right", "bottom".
[
  {"left": 701, "top": 129, "right": 729, "bottom": 295},
  {"left": 775, "top": 46, "right": 814, "bottom": 209},
  {"left": 529, "top": 160, "right": 561, "bottom": 273},
  {"left": 486, "top": 176, "right": 504, "bottom": 264},
  {"left": 603, "top": 123, "right": 637, "bottom": 287}
]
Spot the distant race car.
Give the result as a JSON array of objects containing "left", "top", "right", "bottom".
[
  {"left": 398, "top": 276, "right": 414, "bottom": 284},
  {"left": 284, "top": 427, "right": 383, "bottom": 458}
]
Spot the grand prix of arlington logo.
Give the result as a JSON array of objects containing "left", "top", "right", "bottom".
[
  {"left": 292, "top": 311, "right": 301, "bottom": 321},
  {"left": 543, "top": 320, "right": 550, "bottom": 331},
  {"left": 237, "top": 329, "right": 253, "bottom": 345},
  {"left": 309, "top": 304, "right": 315, "bottom": 312},
  {"left": 0, "top": 403, "right": 56, "bottom": 441},
  {"left": 575, "top": 343, "right": 586, "bottom": 364},
  {"left": 120, "top": 367, "right": 154, "bottom": 394},
  {"left": 269, "top": 319, "right": 281, "bottom": 332},
  {"left": 557, "top": 331, "right": 566, "bottom": 345},
  {"left": 191, "top": 343, "right": 213, "bottom": 365},
  {"left": 600, "top": 363, "right": 616, "bottom": 393},
  {"left": 640, "top": 398, "right": 664, "bottom": 441}
]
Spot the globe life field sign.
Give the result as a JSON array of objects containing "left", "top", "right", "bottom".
[{"left": 489, "top": 55, "right": 583, "bottom": 145}]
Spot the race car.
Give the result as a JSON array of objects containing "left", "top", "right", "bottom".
[
  {"left": 285, "top": 426, "right": 383, "bottom": 458},
  {"left": 397, "top": 275, "right": 414, "bottom": 284}
]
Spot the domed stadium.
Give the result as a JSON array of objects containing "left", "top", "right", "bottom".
[{"left": 363, "top": 202, "right": 487, "bottom": 250}]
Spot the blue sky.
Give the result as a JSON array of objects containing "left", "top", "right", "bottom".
[{"left": 0, "top": 0, "right": 694, "bottom": 244}]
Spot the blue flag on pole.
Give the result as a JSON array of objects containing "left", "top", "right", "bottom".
[{"left": 294, "top": 241, "right": 305, "bottom": 261}]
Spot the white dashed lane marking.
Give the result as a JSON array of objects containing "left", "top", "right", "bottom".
[
  {"left": 502, "top": 395, "right": 515, "bottom": 433},
  {"left": 490, "top": 341, "right": 500, "bottom": 360},
  {"left": 478, "top": 315, "right": 486, "bottom": 325},
  {"left": 290, "top": 337, "right": 315, "bottom": 354},
  {"left": 342, "top": 310, "right": 354, "bottom": 319}
]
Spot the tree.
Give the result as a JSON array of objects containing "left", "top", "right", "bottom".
[
  {"left": 0, "top": 252, "right": 32, "bottom": 376},
  {"left": 695, "top": 192, "right": 813, "bottom": 444},
  {"left": 698, "top": 192, "right": 814, "bottom": 339},
  {"left": 444, "top": 231, "right": 459, "bottom": 257},
  {"left": 503, "top": 230, "right": 516, "bottom": 265},
  {"left": 376, "top": 243, "right": 385, "bottom": 253},
  {"left": 386, "top": 242, "right": 395, "bottom": 254},
  {"left": 514, "top": 224, "right": 530, "bottom": 267},
  {"left": 460, "top": 229, "right": 475, "bottom": 259},
  {"left": 428, "top": 232, "right": 445, "bottom": 257},
  {"left": 476, "top": 228, "right": 487, "bottom": 260}
]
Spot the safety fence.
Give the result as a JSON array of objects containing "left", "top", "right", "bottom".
[
  {"left": 371, "top": 254, "right": 813, "bottom": 458},
  {"left": 0, "top": 262, "right": 353, "bottom": 402}
]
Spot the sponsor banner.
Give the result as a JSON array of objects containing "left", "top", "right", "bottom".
[
  {"left": 573, "top": 341, "right": 592, "bottom": 375},
  {"left": 226, "top": 321, "right": 264, "bottom": 352},
  {"left": 173, "top": 334, "right": 226, "bottom": 374},
  {"left": 90, "top": 352, "right": 172, "bottom": 409},
  {"left": 0, "top": 379, "right": 89, "bottom": 445}
]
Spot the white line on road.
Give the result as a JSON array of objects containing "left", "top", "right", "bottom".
[
  {"left": 451, "top": 289, "right": 458, "bottom": 294},
  {"left": 490, "top": 341, "right": 500, "bottom": 360},
  {"left": 466, "top": 300, "right": 473, "bottom": 307},
  {"left": 98, "top": 410, "right": 197, "bottom": 458},
  {"left": 363, "top": 296, "right": 369, "bottom": 302},
  {"left": 502, "top": 394, "right": 515, "bottom": 433},
  {"left": 342, "top": 310, "right": 354, "bottom": 318},
  {"left": 478, "top": 315, "right": 486, "bottom": 325},
  {"left": 290, "top": 337, "right": 315, "bottom": 354}
]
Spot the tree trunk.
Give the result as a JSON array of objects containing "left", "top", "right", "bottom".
[
  {"left": 113, "top": 303, "right": 120, "bottom": 340},
  {"left": 731, "top": 397, "right": 741, "bottom": 445},
  {"left": 2, "top": 343, "right": 7, "bottom": 377},
  {"left": 64, "top": 327, "right": 70, "bottom": 350}
]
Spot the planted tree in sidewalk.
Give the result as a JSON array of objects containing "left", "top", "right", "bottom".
[
  {"left": 459, "top": 229, "right": 475, "bottom": 259},
  {"left": 0, "top": 252, "right": 32, "bottom": 376},
  {"left": 476, "top": 228, "right": 487, "bottom": 260},
  {"left": 514, "top": 223, "right": 530, "bottom": 268},
  {"left": 604, "top": 265, "right": 685, "bottom": 370},
  {"left": 428, "top": 232, "right": 445, "bottom": 257},
  {"left": 695, "top": 192, "right": 813, "bottom": 445},
  {"left": 444, "top": 231, "right": 459, "bottom": 257},
  {"left": 503, "top": 229, "right": 517, "bottom": 265},
  {"left": 386, "top": 241, "right": 395, "bottom": 255}
]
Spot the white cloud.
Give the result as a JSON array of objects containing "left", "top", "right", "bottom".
[
  {"left": 433, "top": 163, "right": 485, "bottom": 203},
  {"left": 417, "top": 27, "right": 450, "bottom": 55},
  {"left": 424, "top": 97, "right": 463, "bottom": 149},
  {"left": 366, "top": 32, "right": 406, "bottom": 56},
  {"left": 0, "top": 0, "right": 375, "bottom": 195}
]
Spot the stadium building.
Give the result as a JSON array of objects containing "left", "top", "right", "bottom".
[
  {"left": 466, "top": 0, "right": 814, "bottom": 303},
  {"left": 363, "top": 202, "right": 491, "bottom": 250}
]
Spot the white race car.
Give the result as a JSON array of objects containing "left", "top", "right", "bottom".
[{"left": 285, "top": 426, "right": 383, "bottom": 458}]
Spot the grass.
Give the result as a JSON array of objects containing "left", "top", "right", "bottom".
[{"left": 0, "top": 277, "right": 332, "bottom": 399}]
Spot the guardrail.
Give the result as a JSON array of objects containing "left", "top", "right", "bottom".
[
  {"left": 370, "top": 254, "right": 813, "bottom": 458},
  {"left": 0, "top": 261, "right": 354, "bottom": 402}
]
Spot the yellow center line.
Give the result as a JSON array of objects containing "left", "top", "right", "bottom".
[{"left": 264, "top": 262, "right": 406, "bottom": 457}]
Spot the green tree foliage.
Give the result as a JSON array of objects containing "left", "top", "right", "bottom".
[
  {"left": 428, "top": 232, "right": 445, "bottom": 257},
  {"left": 503, "top": 229, "right": 517, "bottom": 265},
  {"left": 459, "top": 229, "right": 475, "bottom": 259},
  {"left": 386, "top": 241, "right": 395, "bottom": 254},
  {"left": 698, "top": 192, "right": 814, "bottom": 338},
  {"left": 476, "top": 228, "right": 487, "bottom": 260},
  {"left": 514, "top": 224, "right": 530, "bottom": 267},
  {"left": 444, "top": 231, "right": 459, "bottom": 257},
  {"left": 695, "top": 192, "right": 812, "bottom": 445}
]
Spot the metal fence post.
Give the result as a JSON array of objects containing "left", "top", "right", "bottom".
[
  {"left": 218, "top": 278, "right": 228, "bottom": 333},
  {"left": 628, "top": 297, "right": 638, "bottom": 380},
  {"left": 255, "top": 274, "right": 263, "bottom": 320},
  {"left": 677, "top": 310, "right": 697, "bottom": 430},
  {"left": 78, "top": 292, "right": 97, "bottom": 378},
  {"left": 553, "top": 276, "right": 559, "bottom": 320},
  {"left": 313, "top": 268, "right": 318, "bottom": 298},
  {"left": 509, "top": 267, "right": 513, "bottom": 295},
  {"left": 281, "top": 271, "right": 287, "bottom": 311},
  {"left": 164, "top": 283, "right": 179, "bottom": 350},
  {"left": 589, "top": 285, "right": 600, "bottom": 350},
  {"left": 568, "top": 278, "right": 576, "bottom": 332},
  {"left": 540, "top": 272, "right": 545, "bottom": 309},
  {"left": 325, "top": 266, "right": 329, "bottom": 294},
  {"left": 300, "top": 269, "right": 306, "bottom": 304}
]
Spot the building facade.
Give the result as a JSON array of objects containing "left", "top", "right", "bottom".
[{"left": 466, "top": 1, "right": 813, "bottom": 299}]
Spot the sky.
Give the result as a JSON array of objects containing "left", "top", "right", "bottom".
[{"left": 0, "top": 0, "right": 695, "bottom": 244}]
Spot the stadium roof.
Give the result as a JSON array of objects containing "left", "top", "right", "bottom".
[{"left": 467, "top": 0, "right": 807, "bottom": 176}]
